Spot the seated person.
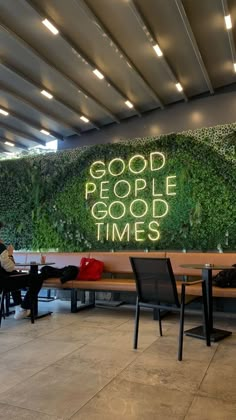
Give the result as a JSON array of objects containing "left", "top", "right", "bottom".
[{"left": 0, "top": 221, "right": 43, "bottom": 320}]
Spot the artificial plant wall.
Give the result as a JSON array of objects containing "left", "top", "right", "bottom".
[{"left": 0, "top": 125, "right": 235, "bottom": 251}]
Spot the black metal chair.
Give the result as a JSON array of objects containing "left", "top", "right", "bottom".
[
  {"left": 129, "top": 257, "right": 210, "bottom": 361},
  {"left": 0, "top": 273, "right": 35, "bottom": 327}
]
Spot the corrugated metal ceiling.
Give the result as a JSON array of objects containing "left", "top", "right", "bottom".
[{"left": 0, "top": 0, "right": 236, "bottom": 154}]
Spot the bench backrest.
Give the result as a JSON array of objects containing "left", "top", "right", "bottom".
[
  {"left": 14, "top": 251, "right": 235, "bottom": 277},
  {"left": 14, "top": 252, "right": 89, "bottom": 268},
  {"left": 89, "top": 251, "right": 165, "bottom": 273}
]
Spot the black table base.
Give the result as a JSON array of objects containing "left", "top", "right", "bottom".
[
  {"left": 185, "top": 325, "right": 232, "bottom": 342},
  {"left": 34, "top": 311, "right": 53, "bottom": 320}
]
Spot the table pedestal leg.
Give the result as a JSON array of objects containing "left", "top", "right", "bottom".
[{"left": 185, "top": 268, "right": 232, "bottom": 342}]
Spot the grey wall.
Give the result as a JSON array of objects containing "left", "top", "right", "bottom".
[{"left": 59, "top": 85, "right": 236, "bottom": 149}]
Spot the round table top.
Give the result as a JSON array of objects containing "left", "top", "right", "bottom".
[
  {"left": 179, "top": 264, "right": 235, "bottom": 270},
  {"left": 15, "top": 262, "right": 55, "bottom": 266}
]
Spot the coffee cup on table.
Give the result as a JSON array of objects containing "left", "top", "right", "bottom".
[{"left": 40, "top": 255, "right": 46, "bottom": 264}]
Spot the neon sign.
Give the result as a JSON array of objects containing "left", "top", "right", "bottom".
[{"left": 85, "top": 152, "right": 176, "bottom": 242}]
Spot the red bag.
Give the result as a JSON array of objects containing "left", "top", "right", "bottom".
[{"left": 77, "top": 257, "right": 104, "bottom": 280}]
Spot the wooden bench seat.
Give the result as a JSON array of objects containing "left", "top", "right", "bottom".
[{"left": 44, "top": 277, "right": 236, "bottom": 299}]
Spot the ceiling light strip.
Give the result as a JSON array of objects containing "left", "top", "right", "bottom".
[
  {"left": 42, "top": 19, "right": 59, "bottom": 35},
  {"left": 225, "top": 14, "right": 232, "bottom": 30},
  {"left": 41, "top": 89, "right": 53, "bottom": 99},
  {"left": 4, "top": 141, "right": 15, "bottom": 147},
  {"left": 80, "top": 116, "right": 89, "bottom": 123},
  {"left": 0, "top": 108, "right": 9, "bottom": 116},
  {"left": 176, "top": 83, "right": 183, "bottom": 92},
  {"left": 125, "top": 100, "right": 134, "bottom": 109},
  {"left": 153, "top": 44, "right": 163, "bottom": 57},
  {"left": 221, "top": 0, "right": 236, "bottom": 74},
  {"left": 40, "top": 129, "right": 50, "bottom": 136},
  {"left": 93, "top": 69, "right": 104, "bottom": 79}
]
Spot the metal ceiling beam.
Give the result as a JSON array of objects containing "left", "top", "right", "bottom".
[
  {"left": 0, "top": 104, "right": 64, "bottom": 141},
  {"left": 0, "top": 22, "right": 119, "bottom": 124},
  {"left": 0, "top": 83, "right": 83, "bottom": 136},
  {"left": 0, "top": 60, "right": 98, "bottom": 134},
  {"left": 174, "top": 0, "right": 214, "bottom": 94},
  {"left": 130, "top": 0, "right": 188, "bottom": 102},
  {"left": 0, "top": 136, "right": 28, "bottom": 150},
  {"left": 76, "top": 0, "right": 164, "bottom": 109},
  {"left": 24, "top": 0, "right": 141, "bottom": 117},
  {"left": 0, "top": 122, "right": 46, "bottom": 146},
  {"left": 221, "top": 0, "right": 236, "bottom": 66}
]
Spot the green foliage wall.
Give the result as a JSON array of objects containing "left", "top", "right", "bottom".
[{"left": 0, "top": 125, "right": 235, "bottom": 251}]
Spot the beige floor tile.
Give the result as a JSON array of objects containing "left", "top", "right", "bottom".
[
  {"left": 0, "top": 402, "right": 62, "bottom": 420},
  {"left": 0, "top": 332, "right": 33, "bottom": 354},
  {"left": 0, "top": 365, "right": 110, "bottom": 419},
  {"left": 90, "top": 327, "right": 157, "bottom": 352},
  {"left": 42, "top": 324, "right": 110, "bottom": 344},
  {"left": 199, "top": 362, "right": 236, "bottom": 402},
  {"left": 0, "top": 337, "right": 82, "bottom": 379},
  {"left": 211, "top": 341, "right": 236, "bottom": 366},
  {"left": 0, "top": 314, "right": 81, "bottom": 339},
  {"left": 145, "top": 332, "right": 217, "bottom": 362},
  {"left": 54, "top": 344, "right": 138, "bottom": 379},
  {"left": 118, "top": 351, "right": 209, "bottom": 394},
  {"left": 185, "top": 395, "right": 236, "bottom": 419},
  {"left": 69, "top": 378, "right": 193, "bottom": 420},
  {"left": 0, "top": 365, "right": 28, "bottom": 394},
  {"left": 81, "top": 308, "right": 133, "bottom": 328}
]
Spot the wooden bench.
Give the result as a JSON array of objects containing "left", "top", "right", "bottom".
[{"left": 14, "top": 251, "right": 236, "bottom": 313}]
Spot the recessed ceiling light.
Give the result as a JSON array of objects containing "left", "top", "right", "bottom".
[
  {"left": 93, "top": 69, "right": 104, "bottom": 79},
  {"left": 41, "top": 90, "right": 53, "bottom": 99},
  {"left": 0, "top": 108, "right": 9, "bottom": 116},
  {"left": 176, "top": 83, "right": 183, "bottom": 92},
  {"left": 40, "top": 129, "right": 50, "bottom": 135},
  {"left": 234, "top": 63, "right": 236, "bottom": 72},
  {"left": 225, "top": 15, "right": 232, "bottom": 30},
  {"left": 42, "top": 19, "right": 59, "bottom": 35},
  {"left": 80, "top": 116, "right": 89, "bottom": 123},
  {"left": 153, "top": 44, "right": 163, "bottom": 57},
  {"left": 4, "top": 141, "right": 15, "bottom": 147},
  {"left": 125, "top": 100, "right": 133, "bottom": 108}
]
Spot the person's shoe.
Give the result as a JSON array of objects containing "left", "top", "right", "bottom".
[{"left": 14, "top": 306, "right": 31, "bottom": 320}]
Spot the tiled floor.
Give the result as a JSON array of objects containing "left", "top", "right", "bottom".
[{"left": 0, "top": 300, "right": 236, "bottom": 419}]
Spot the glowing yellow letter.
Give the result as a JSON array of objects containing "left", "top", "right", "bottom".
[
  {"left": 91, "top": 202, "right": 107, "bottom": 220},
  {"left": 90, "top": 161, "right": 106, "bottom": 179},
  {"left": 129, "top": 155, "right": 147, "bottom": 174},
  {"left": 153, "top": 199, "right": 169, "bottom": 218},
  {"left": 85, "top": 182, "right": 96, "bottom": 199},
  {"left": 166, "top": 176, "right": 176, "bottom": 195},
  {"left": 150, "top": 152, "right": 165, "bottom": 171},
  {"left": 148, "top": 221, "right": 160, "bottom": 241},
  {"left": 135, "top": 179, "right": 146, "bottom": 197}
]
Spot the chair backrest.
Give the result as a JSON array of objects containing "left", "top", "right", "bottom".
[{"left": 129, "top": 257, "right": 180, "bottom": 307}]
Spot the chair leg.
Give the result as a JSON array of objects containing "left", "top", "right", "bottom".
[
  {"left": 202, "top": 281, "right": 211, "bottom": 347},
  {"left": 0, "top": 291, "right": 5, "bottom": 327},
  {"left": 29, "top": 290, "right": 35, "bottom": 324},
  {"left": 5, "top": 292, "right": 10, "bottom": 316},
  {"left": 178, "top": 284, "right": 186, "bottom": 361},
  {"left": 158, "top": 309, "right": 162, "bottom": 336},
  {"left": 133, "top": 297, "right": 140, "bottom": 349}
]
